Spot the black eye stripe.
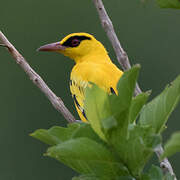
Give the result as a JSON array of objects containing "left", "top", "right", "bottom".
[{"left": 62, "top": 35, "right": 91, "bottom": 47}]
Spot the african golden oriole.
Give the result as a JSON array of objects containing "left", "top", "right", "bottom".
[{"left": 38, "top": 33, "right": 123, "bottom": 122}]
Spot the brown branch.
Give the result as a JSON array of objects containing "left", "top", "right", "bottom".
[
  {"left": 0, "top": 31, "right": 76, "bottom": 124},
  {"left": 92, "top": 0, "right": 141, "bottom": 96},
  {"left": 156, "top": 146, "right": 176, "bottom": 177},
  {"left": 92, "top": 0, "right": 176, "bottom": 178}
]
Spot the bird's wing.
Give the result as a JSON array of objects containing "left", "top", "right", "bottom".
[
  {"left": 70, "top": 76, "right": 89, "bottom": 122},
  {"left": 70, "top": 61, "right": 123, "bottom": 122}
]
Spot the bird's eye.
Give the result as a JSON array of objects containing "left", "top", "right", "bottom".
[{"left": 71, "top": 39, "right": 80, "bottom": 47}]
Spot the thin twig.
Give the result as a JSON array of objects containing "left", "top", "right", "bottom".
[
  {"left": 0, "top": 31, "right": 76, "bottom": 123},
  {"left": 155, "top": 146, "right": 176, "bottom": 177},
  {"left": 92, "top": 0, "right": 176, "bottom": 178},
  {"left": 92, "top": 0, "right": 141, "bottom": 96}
]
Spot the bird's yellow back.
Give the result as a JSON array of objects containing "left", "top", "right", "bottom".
[{"left": 38, "top": 32, "right": 123, "bottom": 122}]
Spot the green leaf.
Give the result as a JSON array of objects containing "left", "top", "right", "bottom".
[
  {"left": 31, "top": 122, "right": 105, "bottom": 146},
  {"left": 30, "top": 123, "right": 80, "bottom": 145},
  {"left": 161, "top": 131, "right": 180, "bottom": 159},
  {"left": 71, "top": 123, "right": 104, "bottom": 144},
  {"left": 148, "top": 165, "right": 163, "bottom": 180},
  {"left": 97, "top": 66, "right": 158, "bottom": 176},
  {"left": 30, "top": 129, "right": 60, "bottom": 146},
  {"left": 142, "top": 165, "right": 163, "bottom": 180},
  {"left": 84, "top": 84, "right": 110, "bottom": 140},
  {"left": 156, "top": 0, "right": 180, "bottom": 9},
  {"left": 85, "top": 65, "right": 154, "bottom": 177},
  {"left": 116, "top": 65, "right": 140, "bottom": 105},
  {"left": 164, "top": 173, "right": 175, "bottom": 180},
  {"left": 129, "top": 92, "right": 150, "bottom": 124},
  {"left": 139, "top": 75, "right": 180, "bottom": 134},
  {"left": 47, "top": 137, "right": 130, "bottom": 178},
  {"left": 108, "top": 124, "right": 161, "bottom": 177},
  {"left": 105, "top": 65, "right": 140, "bottom": 137},
  {"left": 72, "top": 174, "right": 99, "bottom": 180},
  {"left": 84, "top": 65, "right": 140, "bottom": 140}
]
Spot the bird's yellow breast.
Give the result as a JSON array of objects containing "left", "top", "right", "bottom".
[{"left": 70, "top": 60, "right": 123, "bottom": 122}]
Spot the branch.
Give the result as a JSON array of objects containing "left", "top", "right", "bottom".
[
  {"left": 0, "top": 31, "right": 76, "bottom": 124},
  {"left": 155, "top": 146, "right": 176, "bottom": 178},
  {"left": 92, "top": 0, "right": 176, "bottom": 178},
  {"left": 92, "top": 0, "right": 141, "bottom": 96}
]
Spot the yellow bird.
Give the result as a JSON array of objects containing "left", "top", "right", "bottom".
[{"left": 38, "top": 33, "right": 123, "bottom": 122}]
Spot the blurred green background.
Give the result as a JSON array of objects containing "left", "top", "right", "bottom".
[{"left": 0, "top": 0, "right": 180, "bottom": 179}]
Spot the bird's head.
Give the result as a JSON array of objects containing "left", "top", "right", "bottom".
[{"left": 37, "top": 32, "right": 108, "bottom": 63}]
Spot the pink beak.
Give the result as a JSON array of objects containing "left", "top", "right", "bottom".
[{"left": 37, "top": 42, "right": 66, "bottom": 52}]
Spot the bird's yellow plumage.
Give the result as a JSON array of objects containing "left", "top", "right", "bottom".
[{"left": 38, "top": 32, "right": 123, "bottom": 122}]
